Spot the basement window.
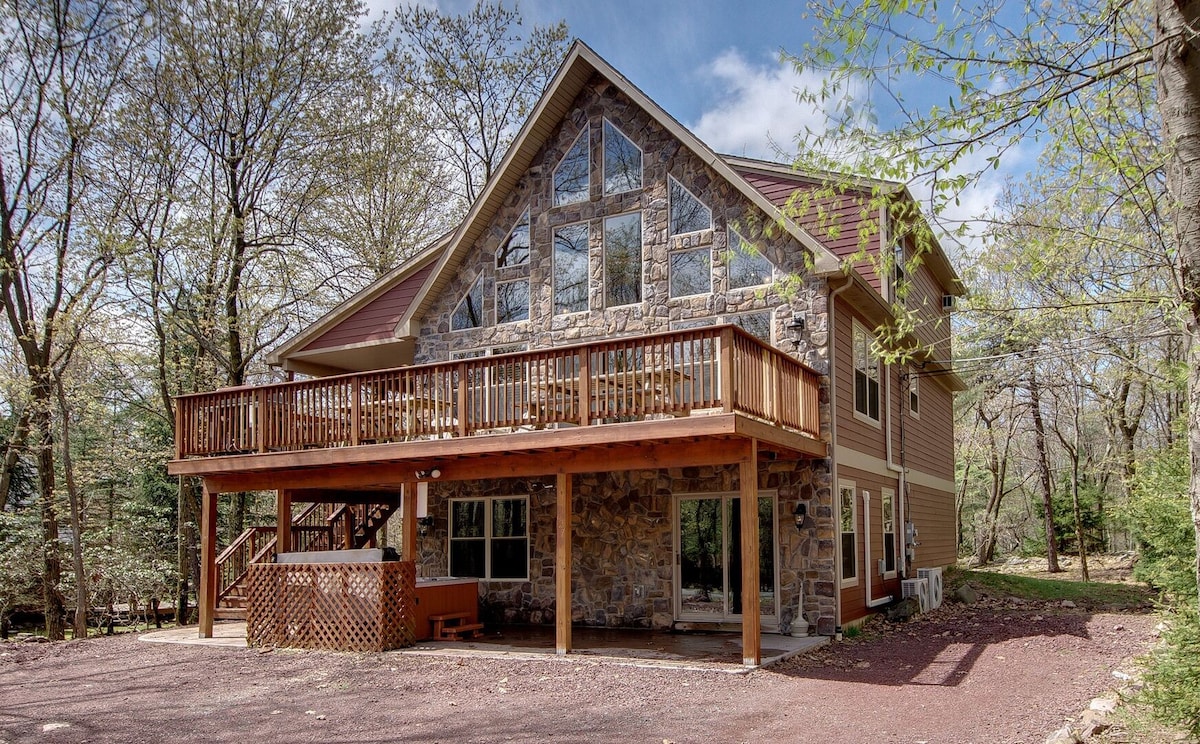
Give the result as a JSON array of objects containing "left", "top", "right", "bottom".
[{"left": 449, "top": 496, "right": 529, "bottom": 580}]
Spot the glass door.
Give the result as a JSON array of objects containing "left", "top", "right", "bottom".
[{"left": 676, "top": 493, "right": 776, "bottom": 623}]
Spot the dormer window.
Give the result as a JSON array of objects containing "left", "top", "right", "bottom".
[
  {"left": 727, "top": 229, "right": 773, "bottom": 289},
  {"left": 554, "top": 126, "right": 590, "bottom": 206},
  {"left": 603, "top": 120, "right": 641, "bottom": 195},
  {"left": 669, "top": 176, "right": 711, "bottom": 236},
  {"left": 452, "top": 279, "right": 483, "bottom": 331},
  {"left": 497, "top": 209, "right": 530, "bottom": 268}
]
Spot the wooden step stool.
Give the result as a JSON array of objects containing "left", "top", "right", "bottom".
[{"left": 429, "top": 612, "right": 484, "bottom": 640}]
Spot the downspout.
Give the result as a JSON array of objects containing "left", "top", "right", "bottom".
[
  {"left": 881, "top": 208, "right": 907, "bottom": 581},
  {"left": 827, "top": 276, "right": 853, "bottom": 631},
  {"left": 863, "top": 490, "right": 891, "bottom": 607}
]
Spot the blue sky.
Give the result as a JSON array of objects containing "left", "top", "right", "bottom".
[{"left": 371, "top": 1, "right": 1014, "bottom": 251}]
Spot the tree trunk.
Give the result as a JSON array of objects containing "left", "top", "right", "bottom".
[
  {"left": 1027, "top": 365, "right": 1061, "bottom": 572},
  {"left": 0, "top": 407, "right": 30, "bottom": 510},
  {"left": 57, "top": 381, "right": 89, "bottom": 638},
  {"left": 175, "top": 477, "right": 191, "bottom": 625},
  {"left": 30, "top": 378, "right": 66, "bottom": 641},
  {"left": 1155, "top": 0, "right": 1200, "bottom": 613}
]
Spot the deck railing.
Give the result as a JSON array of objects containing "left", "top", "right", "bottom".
[{"left": 175, "top": 325, "right": 822, "bottom": 459}]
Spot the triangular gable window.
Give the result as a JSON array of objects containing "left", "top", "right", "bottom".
[
  {"left": 554, "top": 125, "right": 590, "bottom": 206},
  {"left": 603, "top": 119, "right": 641, "bottom": 195},
  {"left": 497, "top": 208, "right": 530, "bottom": 268},
  {"left": 452, "top": 279, "right": 483, "bottom": 331},
  {"left": 669, "top": 176, "right": 711, "bottom": 235},
  {"left": 727, "top": 229, "right": 774, "bottom": 289}
]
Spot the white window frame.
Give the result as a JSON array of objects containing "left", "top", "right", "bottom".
[
  {"left": 496, "top": 207, "right": 531, "bottom": 268},
  {"left": 852, "top": 320, "right": 882, "bottom": 426},
  {"left": 553, "top": 125, "right": 590, "bottom": 207},
  {"left": 726, "top": 228, "right": 775, "bottom": 290},
  {"left": 668, "top": 175, "right": 712, "bottom": 236},
  {"left": 552, "top": 221, "right": 590, "bottom": 316},
  {"left": 495, "top": 278, "right": 530, "bottom": 325},
  {"left": 451, "top": 278, "right": 483, "bottom": 331},
  {"left": 448, "top": 495, "right": 529, "bottom": 581},
  {"left": 602, "top": 118, "right": 642, "bottom": 196},
  {"left": 603, "top": 210, "right": 643, "bottom": 308},
  {"left": 881, "top": 487, "right": 897, "bottom": 579},
  {"left": 908, "top": 368, "right": 920, "bottom": 418},
  {"left": 838, "top": 480, "right": 858, "bottom": 587}
]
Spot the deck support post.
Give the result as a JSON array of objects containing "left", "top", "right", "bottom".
[
  {"left": 740, "top": 439, "right": 761, "bottom": 667},
  {"left": 402, "top": 480, "right": 418, "bottom": 562},
  {"left": 199, "top": 480, "right": 219, "bottom": 638},
  {"left": 555, "top": 472, "right": 572, "bottom": 655},
  {"left": 275, "top": 489, "right": 292, "bottom": 554}
]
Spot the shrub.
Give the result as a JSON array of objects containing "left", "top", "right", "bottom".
[
  {"left": 1141, "top": 607, "right": 1200, "bottom": 739},
  {"left": 1123, "top": 442, "right": 1195, "bottom": 599}
]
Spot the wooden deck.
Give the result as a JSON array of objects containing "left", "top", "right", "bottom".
[{"left": 172, "top": 326, "right": 822, "bottom": 463}]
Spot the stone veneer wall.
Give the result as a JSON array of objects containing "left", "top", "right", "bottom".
[
  {"left": 407, "top": 72, "right": 839, "bottom": 635},
  {"left": 415, "top": 455, "right": 836, "bottom": 635}
]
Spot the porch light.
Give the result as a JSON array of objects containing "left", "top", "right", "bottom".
[
  {"left": 415, "top": 468, "right": 441, "bottom": 480},
  {"left": 787, "top": 313, "right": 806, "bottom": 333},
  {"left": 793, "top": 501, "right": 808, "bottom": 531},
  {"left": 416, "top": 516, "right": 435, "bottom": 536}
]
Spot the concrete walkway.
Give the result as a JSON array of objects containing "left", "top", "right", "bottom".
[{"left": 140, "top": 622, "right": 827, "bottom": 671}]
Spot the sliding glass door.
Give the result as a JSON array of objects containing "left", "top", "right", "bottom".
[{"left": 676, "top": 493, "right": 776, "bottom": 623}]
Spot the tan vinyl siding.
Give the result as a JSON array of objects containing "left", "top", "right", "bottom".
[
  {"left": 302, "top": 265, "right": 434, "bottom": 352},
  {"left": 902, "top": 374, "right": 955, "bottom": 481},
  {"left": 902, "top": 241, "right": 954, "bottom": 364}
]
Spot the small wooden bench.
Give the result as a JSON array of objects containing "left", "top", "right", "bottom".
[{"left": 429, "top": 612, "right": 484, "bottom": 640}]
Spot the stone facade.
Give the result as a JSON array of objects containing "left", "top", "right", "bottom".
[
  {"left": 415, "top": 453, "right": 835, "bottom": 634},
  {"left": 408, "top": 73, "right": 837, "bottom": 635}
]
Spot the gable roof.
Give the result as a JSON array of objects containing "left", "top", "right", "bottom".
[
  {"left": 267, "top": 236, "right": 449, "bottom": 375},
  {"left": 400, "top": 40, "right": 842, "bottom": 327}
]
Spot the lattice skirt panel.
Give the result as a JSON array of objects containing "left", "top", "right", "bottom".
[{"left": 245, "top": 561, "right": 416, "bottom": 652}]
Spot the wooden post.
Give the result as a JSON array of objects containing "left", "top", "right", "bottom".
[
  {"left": 555, "top": 472, "right": 572, "bottom": 655},
  {"left": 578, "top": 350, "right": 590, "bottom": 427},
  {"left": 402, "top": 480, "right": 418, "bottom": 562},
  {"left": 720, "top": 326, "right": 735, "bottom": 413},
  {"left": 199, "top": 481, "right": 219, "bottom": 638},
  {"left": 350, "top": 377, "right": 361, "bottom": 447},
  {"left": 276, "top": 489, "right": 292, "bottom": 554},
  {"left": 740, "top": 440, "right": 761, "bottom": 667}
]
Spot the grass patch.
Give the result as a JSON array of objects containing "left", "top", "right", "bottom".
[{"left": 947, "top": 567, "right": 1154, "bottom": 610}]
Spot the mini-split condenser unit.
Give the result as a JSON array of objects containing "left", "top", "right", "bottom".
[
  {"left": 901, "top": 577, "right": 930, "bottom": 613},
  {"left": 917, "top": 567, "right": 944, "bottom": 610}
]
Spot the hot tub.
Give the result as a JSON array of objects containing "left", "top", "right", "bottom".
[{"left": 414, "top": 577, "right": 480, "bottom": 640}]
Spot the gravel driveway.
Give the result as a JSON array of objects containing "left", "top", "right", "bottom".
[{"left": 0, "top": 602, "right": 1156, "bottom": 744}]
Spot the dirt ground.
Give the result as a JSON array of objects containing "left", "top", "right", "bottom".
[{"left": 0, "top": 595, "right": 1159, "bottom": 744}]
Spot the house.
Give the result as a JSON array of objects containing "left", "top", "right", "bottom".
[{"left": 169, "top": 41, "right": 964, "bottom": 666}]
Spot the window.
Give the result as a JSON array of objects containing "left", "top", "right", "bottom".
[
  {"left": 852, "top": 322, "right": 881, "bottom": 422},
  {"left": 669, "top": 248, "right": 710, "bottom": 297},
  {"left": 729, "top": 312, "right": 771, "bottom": 343},
  {"left": 908, "top": 369, "right": 920, "bottom": 417},
  {"left": 554, "top": 126, "right": 590, "bottom": 206},
  {"left": 497, "top": 209, "right": 530, "bottom": 268},
  {"left": 553, "top": 223, "right": 588, "bottom": 314},
  {"left": 449, "top": 496, "right": 528, "bottom": 580},
  {"left": 604, "top": 212, "right": 641, "bottom": 307},
  {"left": 727, "top": 229, "right": 773, "bottom": 289},
  {"left": 603, "top": 119, "right": 641, "bottom": 194},
  {"left": 451, "top": 279, "right": 483, "bottom": 331},
  {"left": 892, "top": 239, "right": 906, "bottom": 295},
  {"left": 881, "top": 488, "right": 897, "bottom": 576},
  {"left": 669, "top": 176, "right": 711, "bottom": 235},
  {"left": 839, "top": 482, "right": 857, "bottom": 584},
  {"left": 495, "top": 279, "right": 529, "bottom": 324}
]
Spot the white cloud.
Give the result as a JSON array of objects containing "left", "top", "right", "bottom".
[{"left": 691, "top": 49, "right": 837, "bottom": 161}]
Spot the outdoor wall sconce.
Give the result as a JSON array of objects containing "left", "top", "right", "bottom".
[
  {"left": 416, "top": 516, "right": 435, "bottom": 536},
  {"left": 793, "top": 501, "right": 809, "bottom": 531},
  {"left": 415, "top": 468, "right": 441, "bottom": 480},
  {"left": 787, "top": 313, "right": 806, "bottom": 334}
]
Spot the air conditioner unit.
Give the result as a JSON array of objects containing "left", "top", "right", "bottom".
[
  {"left": 901, "top": 578, "right": 930, "bottom": 613},
  {"left": 942, "top": 294, "right": 957, "bottom": 310},
  {"left": 917, "top": 567, "right": 944, "bottom": 610}
]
